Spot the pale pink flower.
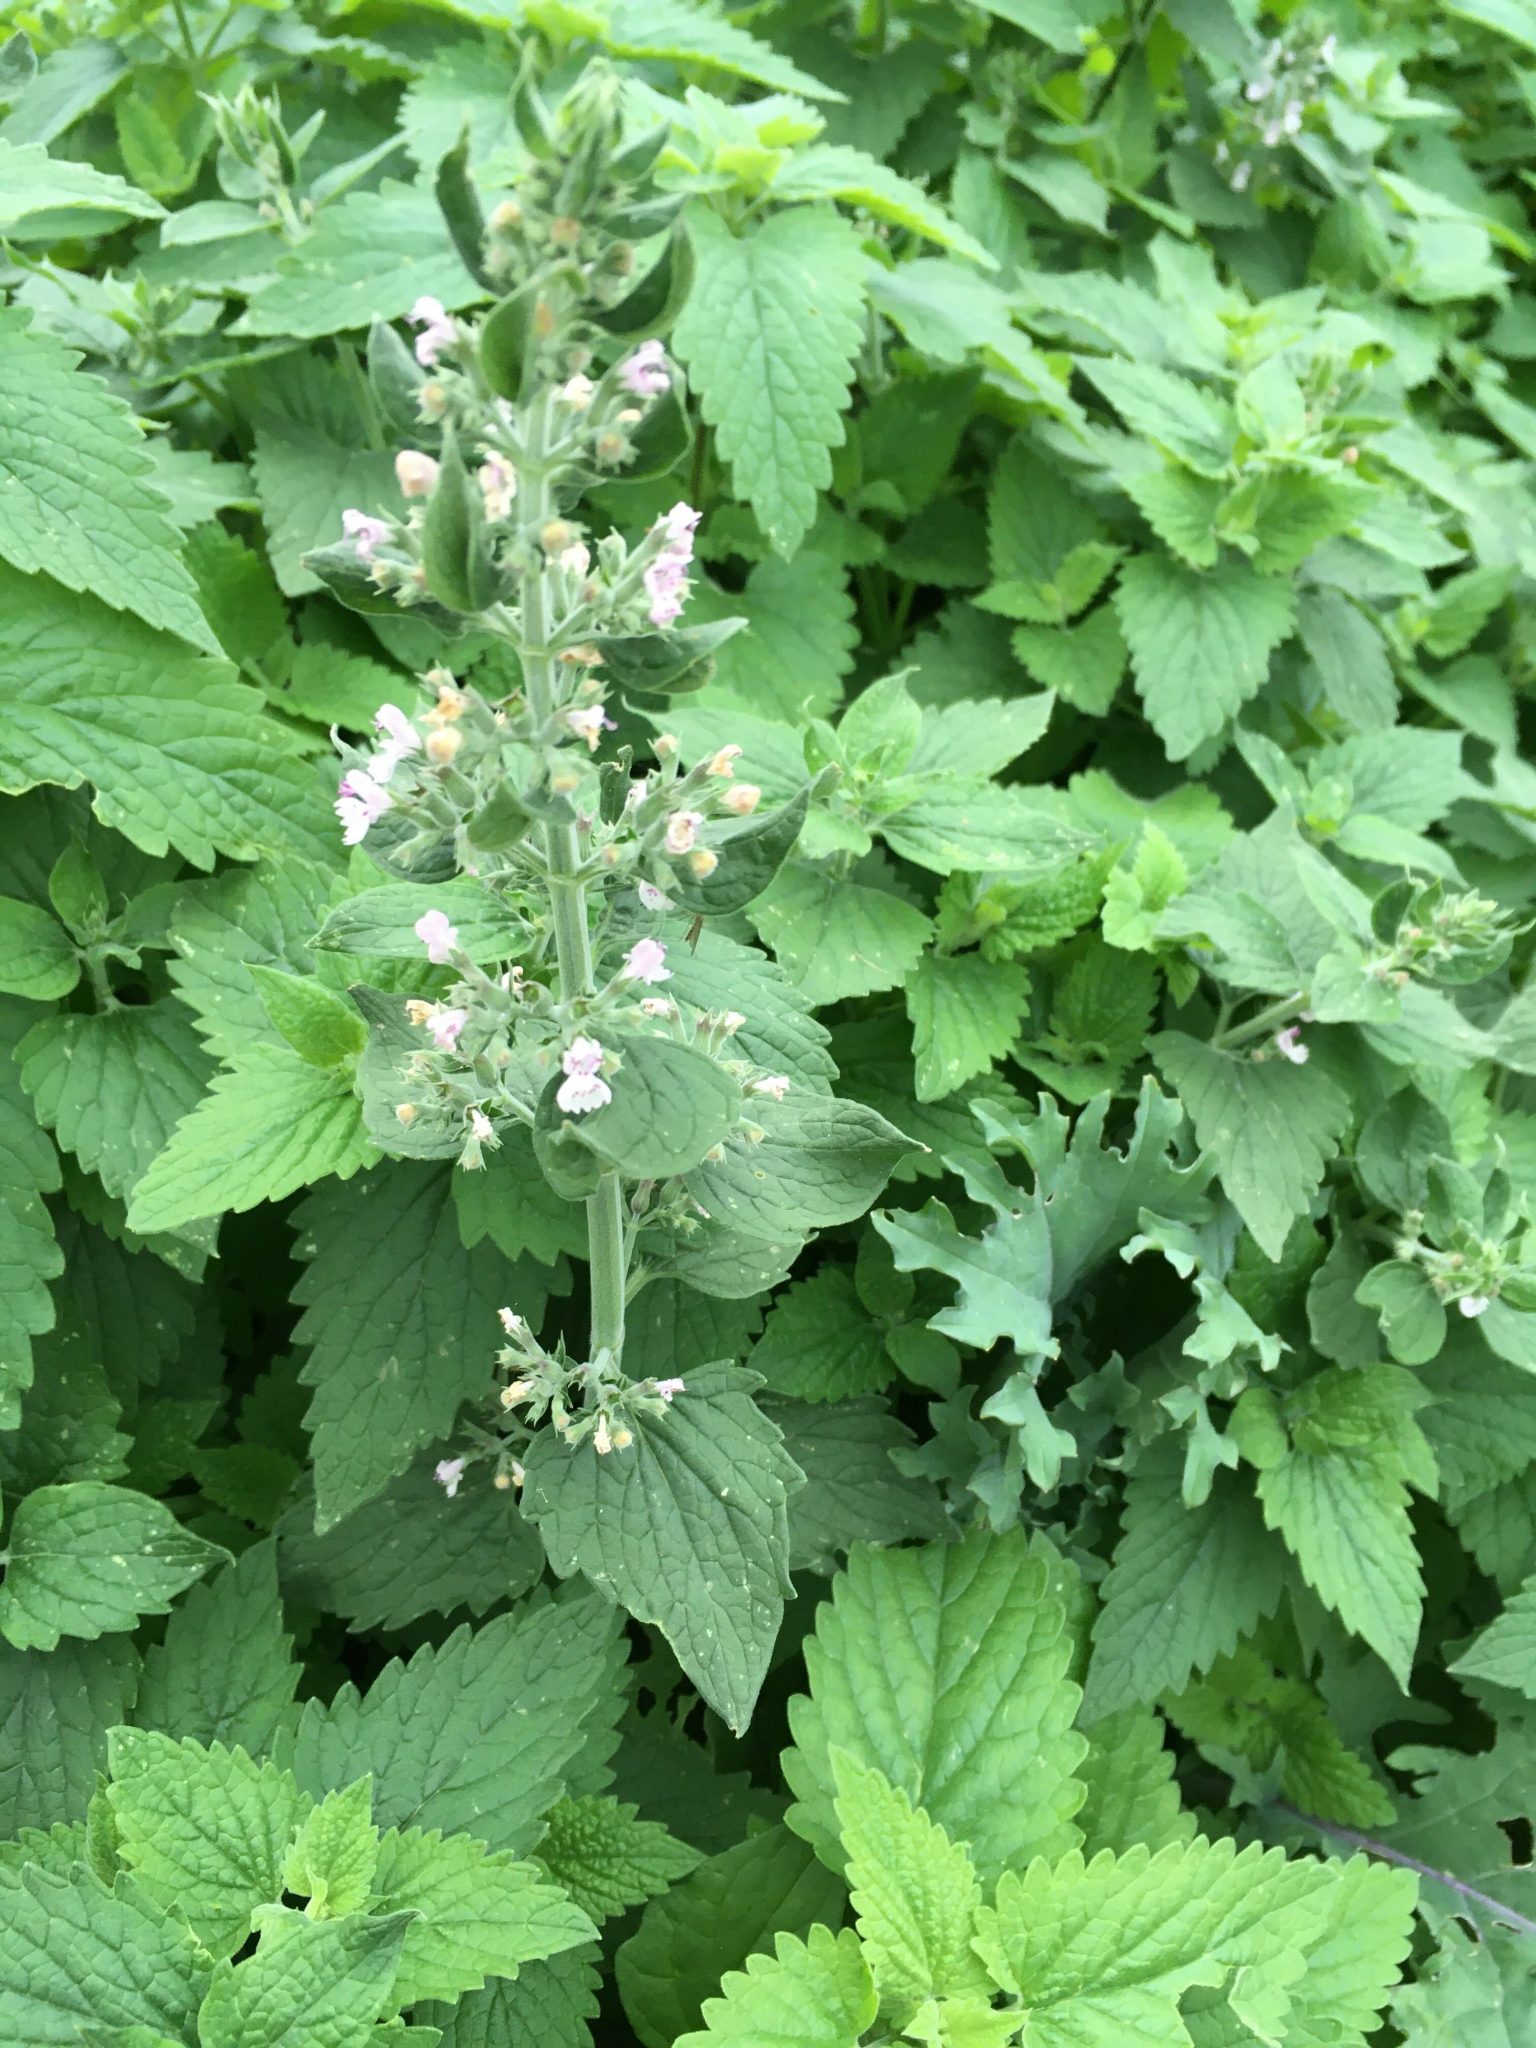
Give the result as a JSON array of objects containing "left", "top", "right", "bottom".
[
  {"left": 415, "top": 909, "right": 459, "bottom": 963},
  {"left": 619, "top": 339, "right": 670, "bottom": 396},
  {"left": 558, "top": 1035, "right": 612, "bottom": 1115},
  {"left": 335, "top": 769, "right": 393, "bottom": 845},
  {"left": 341, "top": 508, "right": 391, "bottom": 560},
  {"left": 720, "top": 783, "right": 761, "bottom": 816},
  {"left": 478, "top": 452, "right": 517, "bottom": 520},
  {"left": 1459, "top": 1293, "right": 1491, "bottom": 1318},
  {"left": 637, "top": 881, "right": 672, "bottom": 911},
  {"left": 664, "top": 810, "right": 703, "bottom": 855},
  {"left": 654, "top": 1377, "right": 685, "bottom": 1401},
  {"left": 434, "top": 1456, "right": 465, "bottom": 1497},
  {"left": 1274, "top": 1026, "right": 1309, "bottom": 1065},
  {"left": 371, "top": 702, "right": 421, "bottom": 781},
  {"left": 427, "top": 1007, "right": 468, "bottom": 1051},
  {"left": 395, "top": 449, "right": 439, "bottom": 498},
  {"left": 643, "top": 502, "right": 700, "bottom": 627},
  {"left": 409, "top": 296, "right": 456, "bottom": 366},
  {"left": 567, "top": 704, "right": 617, "bottom": 750},
  {"left": 622, "top": 938, "right": 671, "bottom": 985},
  {"left": 750, "top": 1075, "right": 790, "bottom": 1101}
]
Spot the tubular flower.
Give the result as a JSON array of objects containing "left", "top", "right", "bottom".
[
  {"left": 341, "top": 508, "right": 391, "bottom": 559},
  {"left": 335, "top": 769, "right": 392, "bottom": 845},
  {"left": 558, "top": 1036, "right": 612, "bottom": 1114},
  {"left": 414, "top": 909, "right": 459, "bottom": 963},
  {"left": 409, "top": 296, "right": 457, "bottom": 366},
  {"left": 619, "top": 339, "right": 670, "bottom": 397},
  {"left": 621, "top": 938, "right": 671, "bottom": 985}
]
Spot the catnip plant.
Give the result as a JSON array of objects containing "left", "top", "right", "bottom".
[{"left": 306, "top": 69, "right": 904, "bottom": 1504}]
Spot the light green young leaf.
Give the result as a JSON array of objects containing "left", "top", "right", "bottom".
[
  {"left": 522, "top": 1363, "right": 802, "bottom": 1733},
  {"left": 1451, "top": 1573, "right": 1536, "bottom": 1698},
  {"left": 772, "top": 145, "right": 993, "bottom": 264},
  {"left": 1115, "top": 554, "right": 1297, "bottom": 760},
  {"left": 0, "top": 135, "right": 161, "bottom": 233},
  {"left": 249, "top": 965, "right": 367, "bottom": 1071},
  {"left": 283, "top": 1778, "right": 380, "bottom": 1921},
  {"left": 125, "top": 1046, "right": 377, "bottom": 1236},
  {"left": 372, "top": 1824, "right": 595, "bottom": 2008},
  {"left": 0, "top": 1862, "right": 211, "bottom": 2044},
  {"left": 536, "top": 1795, "right": 701, "bottom": 1923},
  {"left": 1152, "top": 1032, "right": 1350, "bottom": 1259},
  {"left": 832, "top": 1750, "right": 989, "bottom": 2017},
  {"left": 674, "top": 1926, "right": 875, "bottom": 2048},
  {"left": 196, "top": 1906, "right": 412, "bottom": 2048},
  {"left": 906, "top": 950, "right": 1030, "bottom": 1102},
  {"left": 0, "top": 1482, "right": 226, "bottom": 1652},
  {"left": 603, "top": 0, "right": 842, "bottom": 97},
  {"left": 105, "top": 1729, "right": 302, "bottom": 1953},
  {"left": 1011, "top": 606, "right": 1128, "bottom": 714},
  {"left": 1074, "top": 1706, "right": 1196, "bottom": 1858},
  {"left": 785, "top": 1532, "right": 1086, "bottom": 1883},
  {"left": 0, "top": 565, "right": 331, "bottom": 867},
  {"left": 0, "top": 308, "right": 217, "bottom": 654},
  {"left": 674, "top": 206, "right": 866, "bottom": 556},
  {"left": 1078, "top": 359, "right": 1236, "bottom": 475},
  {"left": 240, "top": 180, "right": 481, "bottom": 339}
]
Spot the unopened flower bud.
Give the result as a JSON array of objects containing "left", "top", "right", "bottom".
[
  {"left": 542, "top": 520, "right": 575, "bottom": 554},
  {"left": 426, "top": 727, "right": 463, "bottom": 764},
  {"left": 395, "top": 1102, "right": 418, "bottom": 1125},
  {"left": 560, "top": 542, "right": 592, "bottom": 576},
  {"left": 498, "top": 1307, "right": 525, "bottom": 1336},
  {"left": 706, "top": 745, "right": 742, "bottom": 778},
  {"left": 721, "top": 1011, "right": 745, "bottom": 1034},
  {"left": 395, "top": 449, "right": 439, "bottom": 498},
  {"left": 405, "top": 999, "right": 434, "bottom": 1026},
  {"left": 551, "top": 767, "right": 581, "bottom": 795},
  {"left": 501, "top": 1379, "right": 532, "bottom": 1407},
  {"left": 550, "top": 215, "right": 582, "bottom": 247},
  {"left": 688, "top": 847, "right": 718, "bottom": 878},
  {"left": 489, "top": 198, "right": 523, "bottom": 233},
  {"left": 493, "top": 1470, "right": 513, "bottom": 1490},
  {"left": 558, "top": 372, "right": 595, "bottom": 408},
  {"left": 611, "top": 1424, "right": 634, "bottom": 1450},
  {"left": 617, "top": 406, "right": 643, "bottom": 425},
  {"left": 595, "top": 432, "right": 627, "bottom": 463},
  {"left": 654, "top": 733, "right": 680, "bottom": 760},
  {"left": 1342, "top": 445, "right": 1359, "bottom": 464},
  {"left": 720, "top": 782, "right": 761, "bottom": 816},
  {"left": 419, "top": 381, "right": 448, "bottom": 421}
]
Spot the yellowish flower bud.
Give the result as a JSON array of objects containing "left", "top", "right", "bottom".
[
  {"left": 395, "top": 1102, "right": 418, "bottom": 1125},
  {"left": 720, "top": 782, "right": 761, "bottom": 816},
  {"left": 688, "top": 847, "right": 719, "bottom": 878},
  {"left": 426, "top": 726, "right": 463, "bottom": 764},
  {"left": 488, "top": 198, "right": 523, "bottom": 233}
]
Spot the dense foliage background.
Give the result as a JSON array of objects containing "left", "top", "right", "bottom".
[{"left": 3, "top": 0, "right": 1536, "bottom": 2039}]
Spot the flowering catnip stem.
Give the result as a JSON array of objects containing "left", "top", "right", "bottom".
[{"left": 516, "top": 389, "right": 628, "bottom": 1362}]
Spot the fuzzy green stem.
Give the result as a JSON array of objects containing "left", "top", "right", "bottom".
[
  {"left": 1212, "top": 991, "right": 1307, "bottom": 1052},
  {"left": 518, "top": 390, "right": 628, "bottom": 1365}
]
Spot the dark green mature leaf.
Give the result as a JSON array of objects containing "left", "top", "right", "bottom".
[
  {"left": 292, "top": 1163, "right": 551, "bottom": 1528},
  {"left": 0, "top": 1863, "right": 211, "bottom": 2043},
  {"left": 0, "top": 1482, "right": 226, "bottom": 1651},
  {"left": 523, "top": 1364, "right": 802, "bottom": 1733},
  {"left": 1115, "top": 555, "right": 1297, "bottom": 760},
  {"left": 135, "top": 1540, "right": 298, "bottom": 1755},
  {"left": 0, "top": 1636, "right": 137, "bottom": 1837}
]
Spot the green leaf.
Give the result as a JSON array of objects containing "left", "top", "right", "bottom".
[
  {"left": 1452, "top": 1572, "right": 1536, "bottom": 1697},
  {"left": 196, "top": 1907, "right": 412, "bottom": 2048},
  {"left": 18, "top": 1004, "right": 211, "bottom": 1204},
  {"left": 250, "top": 964, "right": 367, "bottom": 1070},
  {"left": 772, "top": 145, "right": 993, "bottom": 264},
  {"left": 1074, "top": 1706, "right": 1196, "bottom": 1859},
  {"left": 372, "top": 1824, "right": 595, "bottom": 2007},
  {"left": 1114, "top": 555, "right": 1297, "bottom": 760},
  {"left": 0, "top": 1481, "right": 226, "bottom": 1652},
  {"left": 0, "top": 896, "right": 76, "bottom": 1000},
  {"left": 748, "top": 1268, "right": 893, "bottom": 1403},
  {"left": 617, "top": 1824, "right": 847, "bottom": 2048},
  {"left": 0, "top": 564, "right": 330, "bottom": 867},
  {"left": 522, "top": 1363, "right": 801, "bottom": 1733},
  {"left": 294, "top": 1164, "right": 552, "bottom": 1530},
  {"left": 283, "top": 1778, "right": 379, "bottom": 1921},
  {"left": 0, "top": 1000, "right": 63, "bottom": 1424},
  {"left": 674, "top": 1926, "right": 875, "bottom": 2048},
  {"left": 975, "top": 1838, "right": 1414, "bottom": 2047},
  {"left": 687, "top": 550, "right": 856, "bottom": 721},
  {"left": 278, "top": 1458, "right": 544, "bottom": 1633},
  {"left": 536, "top": 1794, "right": 701, "bottom": 1923},
  {"left": 422, "top": 1950, "right": 601, "bottom": 2048},
  {"left": 1083, "top": 1445, "right": 1286, "bottom": 1719},
  {"left": 785, "top": 1532, "right": 1087, "bottom": 1883},
  {"left": 105, "top": 1729, "right": 302, "bottom": 1953},
  {"left": 766, "top": 1396, "right": 948, "bottom": 1573},
  {"left": 832, "top": 1750, "right": 989, "bottom": 2017},
  {"left": 1011, "top": 606, "right": 1128, "bottom": 714},
  {"left": 134, "top": 1539, "right": 298, "bottom": 1755},
  {"left": 0, "top": 1863, "right": 211, "bottom": 2044},
  {"left": 0, "top": 136, "right": 161, "bottom": 235},
  {"left": 682, "top": 1096, "right": 912, "bottom": 1250},
  {"left": 240, "top": 180, "right": 481, "bottom": 339},
  {"left": 603, "top": 0, "right": 842, "bottom": 97},
  {"left": 906, "top": 951, "right": 1029, "bottom": 1103},
  {"left": 290, "top": 1597, "right": 626, "bottom": 1856},
  {"left": 0, "top": 1635, "right": 137, "bottom": 1837},
  {"left": 126, "top": 1047, "right": 377, "bottom": 1236},
  {"left": 674, "top": 207, "right": 865, "bottom": 557},
  {"left": 557, "top": 1035, "right": 738, "bottom": 1181},
  {"left": 752, "top": 863, "right": 932, "bottom": 1005},
  {"left": 244, "top": 354, "right": 401, "bottom": 597},
  {"left": 880, "top": 782, "right": 1084, "bottom": 875},
  {"left": 1078, "top": 359, "right": 1235, "bottom": 474},
  {"left": 0, "top": 308, "right": 216, "bottom": 655},
  {"left": 1152, "top": 1032, "right": 1350, "bottom": 1259}
]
